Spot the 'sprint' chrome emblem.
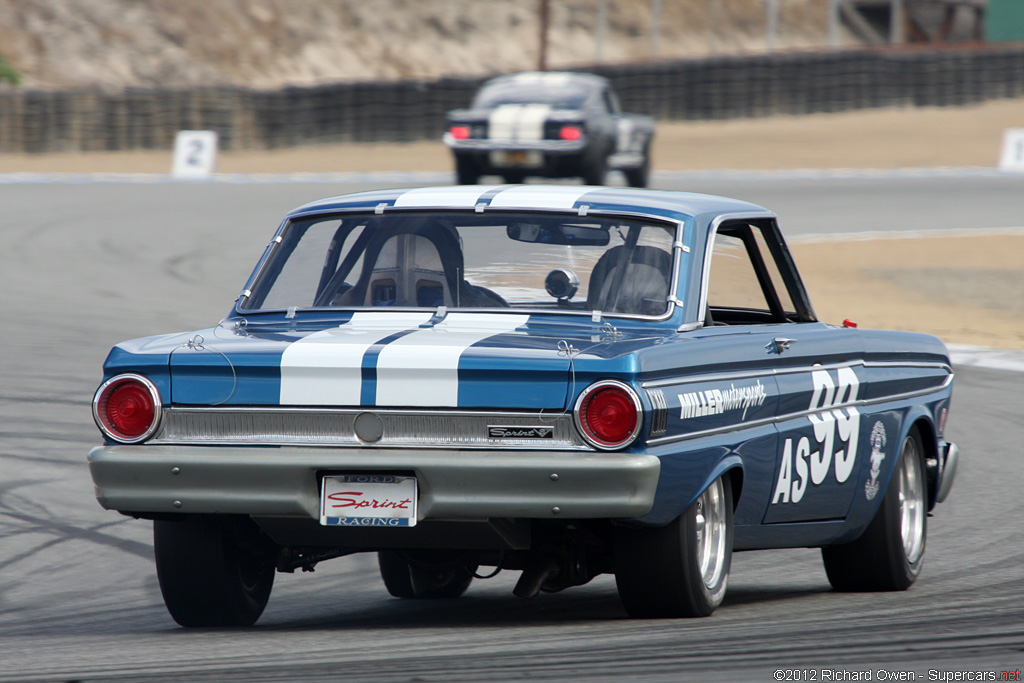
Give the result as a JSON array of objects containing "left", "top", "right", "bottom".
[{"left": 488, "top": 426, "right": 555, "bottom": 439}]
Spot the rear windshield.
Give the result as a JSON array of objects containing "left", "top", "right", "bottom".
[
  {"left": 472, "top": 80, "right": 595, "bottom": 109},
  {"left": 242, "top": 211, "right": 678, "bottom": 319}
]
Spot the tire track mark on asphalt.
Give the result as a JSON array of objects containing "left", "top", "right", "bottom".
[{"left": 0, "top": 479, "right": 153, "bottom": 568}]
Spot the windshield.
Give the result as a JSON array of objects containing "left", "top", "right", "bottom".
[
  {"left": 472, "top": 81, "right": 594, "bottom": 109},
  {"left": 242, "top": 211, "right": 677, "bottom": 318}
]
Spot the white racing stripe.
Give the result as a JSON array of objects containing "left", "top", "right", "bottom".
[
  {"left": 516, "top": 104, "right": 550, "bottom": 141},
  {"left": 489, "top": 105, "right": 522, "bottom": 141},
  {"left": 488, "top": 185, "right": 595, "bottom": 209},
  {"left": 488, "top": 104, "right": 552, "bottom": 141},
  {"left": 280, "top": 312, "right": 433, "bottom": 405},
  {"left": 393, "top": 186, "right": 501, "bottom": 208},
  {"left": 375, "top": 313, "right": 531, "bottom": 406},
  {"left": 509, "top": 72, "right": 574, "bottom": 87}
]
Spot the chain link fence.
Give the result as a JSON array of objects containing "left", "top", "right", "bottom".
[{"left": 1, "top": 45, "right": 1022, "bottom": 154}]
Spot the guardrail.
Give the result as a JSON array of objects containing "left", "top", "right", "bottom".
[{"left": 1, "top": 45, "right": 1022, "bottom": 154}]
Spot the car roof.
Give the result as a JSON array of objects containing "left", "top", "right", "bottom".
[
  {"left": 482, "top": 71, "right": 609, "bottom": 89},
  {"left": 290, "top": 186, "right": 771, "bottom": 226}
]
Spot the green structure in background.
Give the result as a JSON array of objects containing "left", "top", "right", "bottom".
[
  {"left": 0, "top": 55, "right": 20, "bottom": 85},
  {"left": 987, "top": 0, "right": 1024, "bottom": 42}
]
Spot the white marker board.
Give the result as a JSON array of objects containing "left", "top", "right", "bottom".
[
  {"left": 998, "top": 128, "right": 1024, "bottom": 171},
  {"left": 172, "top": 130, "right": 218, "bottom": 178}
]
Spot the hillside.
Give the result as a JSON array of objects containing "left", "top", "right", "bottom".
[{"left": 0, "top": 0, "right": 841, "bottom": 90}]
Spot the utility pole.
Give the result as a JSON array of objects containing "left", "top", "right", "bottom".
[
  {"left": 827, "top": 0, "right": 840, "bottom": 48},
  {"left": 708, "top": 0, "right": 718, "bottom": 54},
  {"left": 766, "top": 0, "right": 779, "bottom": 50},
  {"left": 651, "top": 0, "right": 663, "bottom": 56},
  {"left": 539, "top": 0, "right": 550, "bottom": 71},
  {"left": 890, "top": 0, "right": 905, "bottom": 44},
  {"left": 596, "top": 0, "right": 608, "bottom": 62}
]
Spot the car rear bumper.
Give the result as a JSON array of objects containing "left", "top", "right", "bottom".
[
  {"left": 443, "top": 135, "right": 587, "bottom": 154},
  {"left": 608, "top": 151, "right": 647, "bottom": 169},
  {"left": 88, "top": 445, "right": 661, "bottom": 521},
  {"left": 935, "top": 440, "right": 958, "bottom": 504}
]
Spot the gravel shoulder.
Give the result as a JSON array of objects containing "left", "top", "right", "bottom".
[{"left": 792, "top": 234, "right": 1024, "bottom": 350}]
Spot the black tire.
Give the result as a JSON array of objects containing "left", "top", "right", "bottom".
[
  {"left": 614, "top": 475, "right": 733, "bottom": 618},
  {"left": 154, "top": 516, "right": 277, "bottom": 627},
  {"left": 624, "top": 147, "right": 651, "bottom": 188},
  {"left": 501, "top": 171, "right": 526, "bottom": 184},
  {"left": 581, "top": 152, "right": 608, "bottom": 186},
  {"left": 822, "top": 426, "right": 928, "bottom": 591},
  {"left": 378, "top": 550, "right": 476, "bottom": 599},
  {"left": 455, "top": 155, "right": 480, "bottom": 185}
]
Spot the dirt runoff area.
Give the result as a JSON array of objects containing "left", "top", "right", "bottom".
[
  {"left": 792, "top": 234, "right": 1024, "bottom": 350},
  {"left": 3, "top": 97, "right": 1024, "bottom": 350}
]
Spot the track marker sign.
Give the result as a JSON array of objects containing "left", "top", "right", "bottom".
[
  {"left": 998, "top": 128, "right": 1024, "bottom": 171},
  {"left": 172, "top": 130, "right": 218, "bottom": 178}
]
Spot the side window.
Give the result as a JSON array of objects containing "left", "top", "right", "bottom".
[
  {"left": 706, "top": 221, "right": 798, "bottom": 324},
  {"left": 602, "top": 88, "right": 621, "bottom": 114}
]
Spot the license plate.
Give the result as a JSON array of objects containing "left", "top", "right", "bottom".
[
  {"left": 320, "top": 474, "right": 417, "bottom": 527},
  {"left": 490, "top": 150, "right": 542, "bottom": 167}
]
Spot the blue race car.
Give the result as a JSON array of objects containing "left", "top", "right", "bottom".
[{"left": 89, "top": 185, "right": 958, "bottom": 626}]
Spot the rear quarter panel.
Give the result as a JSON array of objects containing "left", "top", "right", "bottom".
[{"left": 620, "top": 323, "right": 951, "bottom": 553}]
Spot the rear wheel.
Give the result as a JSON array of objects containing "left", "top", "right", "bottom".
[
  {"left": 822, "top": 427, "right": 927, "bottom": 591},
  {"left": 154, "top": 516, "right": 277, "bottom": 627},
  {"left": 614, "top": 475, "right": 733, "bottom": 617},
  {"left": 455, "top": 155, "right": 480, "bottom": 185},
  {"left": 501, "top": 170, "right": 527, "bottom": 184},
  {"left": 378, "top": 550, "right": 476, "bottom": 599},
  {"left": 581, "top": 153, "right": 607, "bottom": 186},
  {"left": 624, "top": 146, "right": 651, "bottom": 188}
]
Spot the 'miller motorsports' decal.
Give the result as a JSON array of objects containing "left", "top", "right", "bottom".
[
  {"left": 678, "top": 380, "right": 768, "bottom": 420},
  {"left": 488, "top": 426, "right": 555, "bottom": 439}
]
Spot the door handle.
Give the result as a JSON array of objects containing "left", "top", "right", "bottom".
[{"left": 767, "top": 337, "right": 796, "bottom": 354}]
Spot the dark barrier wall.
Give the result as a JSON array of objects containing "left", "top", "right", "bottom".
[{"left": 2, "top": 45, "right": 1023, "bottom": 154}]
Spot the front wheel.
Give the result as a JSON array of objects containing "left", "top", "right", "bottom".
[
  {"left": 614, "top": 474, "right": 733, "bottom": 618},
  {"left": 154, "top": 516, "right": 277, "bottom": 627},
  {"left": 822, "top": 426, "right": 928, "bottom": 591}
]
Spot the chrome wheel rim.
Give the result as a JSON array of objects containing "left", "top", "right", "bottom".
[
  {"left": 695, "top": 478, "right": 727, "bottom": 588},
  {"left": 899, "top": 438, "right": 926, "bottom": 564}
]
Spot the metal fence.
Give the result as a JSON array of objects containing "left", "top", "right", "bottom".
[{"left": 1, "top": 45, "right": 1023, "bottom": 154}]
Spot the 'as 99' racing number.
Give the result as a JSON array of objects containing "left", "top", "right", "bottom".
[{"left": 773, "top": 367, "right": 861, "bottom": 505}]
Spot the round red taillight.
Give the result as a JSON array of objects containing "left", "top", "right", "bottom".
[
  {"left": 559, "top": 125, "right": 583, "bottom": 141},
  {"left": 574, "top": 380, "right": 643, "bottom": 450},
  {"left": 93, "top": 374, "right": 162, "bottom": 443},
  {"left": 449, "top": 125, "right": 471, "bottom": 140}
]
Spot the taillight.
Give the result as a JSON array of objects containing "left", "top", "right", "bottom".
[
  {"left": 93, "top": 374, "right": 162, "bottom": 443},
  {"left": 574, "top": 380, "right": 643, "bottom": 450},
  {"left": 449, "top": 125, "right": 471, "bottom": 140},
  {"left": 559, "top": 125, "right": 583, "bottom": 141}
]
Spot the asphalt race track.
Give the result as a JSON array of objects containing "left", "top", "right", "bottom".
[{"left": 1, "top": 173, "right": 1022, "bottom": 682}]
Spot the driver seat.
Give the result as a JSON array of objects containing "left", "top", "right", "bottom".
[
  {"left": 335, "top": 221, "right": 507, "bottom": 308},
  {"left": 587, "top": 245, "right": 671, "bottom": 315},
  {"left": 362, "top": 232, "right": 452, "bottom": 307}
]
